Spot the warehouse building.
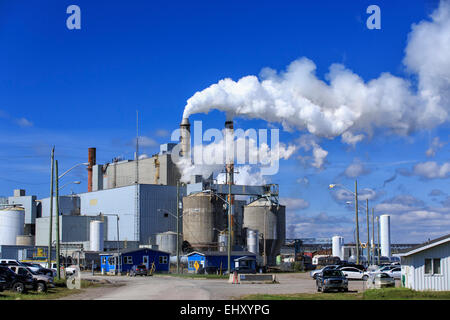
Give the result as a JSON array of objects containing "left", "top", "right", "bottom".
[
  {"left": 100, "top": 248, "right": 170, "bottom": 273},
  {"left": 397, "top": 234, "right": 450, "bottom": 291},
  {"left": 187, "top": 251, "right": 257, "bottom": 273}
]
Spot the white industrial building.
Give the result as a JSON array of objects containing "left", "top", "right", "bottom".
[{"left": 396, "top": 234, "right": 450, "bottom": 291}]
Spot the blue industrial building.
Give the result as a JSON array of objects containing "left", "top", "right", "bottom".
[
  {"left": 100, "top": 248, "right": 170, "bottom": 273},
  {"left": 187, "top": 251, "right": 257, "bottom": 273}
]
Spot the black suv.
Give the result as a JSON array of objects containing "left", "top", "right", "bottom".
[
  {"left": 316, "top": 269, "right": 348, "bottom": 293},
  {"left": 129, "top": 264, "right": 149, "bottom": 276},
  {"left": 0, "top": 265, "right": 35, "bottom": 293}
]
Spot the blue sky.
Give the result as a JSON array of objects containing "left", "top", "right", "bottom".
[{"left": 1, "top": 0, "right": 449, "bottom": 243}]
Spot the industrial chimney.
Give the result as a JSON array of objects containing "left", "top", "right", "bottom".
[
  {"left": 224, "top": 120, "right": 234, "bottom": 185},
  {"left": 87, "top": 147, "right": 96, "bottom": 192},
  {"left": 380, "top": 214, "right": 391, "bottom": 257},
  {"left": 180, "top": 118, "right": 191, "bottom": 159}
]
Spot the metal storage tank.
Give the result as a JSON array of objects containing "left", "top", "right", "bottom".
[
  {"left": 247, "top": 229, "right": 259, "bottom": 255},
  {"left": 243, "top": 198, "right": 286, "bottom": 266},
  {"left": 0, "top": 207, "right": 25, "bottom": 245},
  {"left": 16, "top": 235, "right": 35, "bottom": 246},
  {"left": 380, "top": 214, "right": 391, "bottom": 257},
  {"left": 156, "top": 231, "right": 178, "bottom": 255},
  {"left": 182, "top": 193, "right": 226, "bottom": 251},
  {"left": 89, "top": 220, "right": 104, "bottom": 252},
  {"left": 332, "top": 236, "right": 344, "bottom": 260}
]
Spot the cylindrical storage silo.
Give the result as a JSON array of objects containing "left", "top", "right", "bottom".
[
  {"left": 182, "top": 193, "right": 226, "bottom": 251},
  {"left": 243, "top": 198, "right": 286, "bottom": 266},
  {"left": 247, "top": 229, "right": 259, "bottom": 254},
  {"left": 89, "top": 220, "right": 104, "bottom": 252},
  {"left": 16, "top": 235, "right": 35, "bottom": 246},
  {"left": 156, "top": 231, "right": 178, "bottom": 255},
  {"left": 332, "top": 236, "right": 344, "bottom": 260},
  {"left": 0, "top": 207, "right": 25, "bottom": 245},
  {"left": 380, "top": 215, "right": 391, "bottom": 257}
]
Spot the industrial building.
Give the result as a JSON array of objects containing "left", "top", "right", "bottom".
[
  {"left": 397, "top": 234, "right": 450, "bottom": 291},
  {"left": 0, "top": 118, "right": 288, "bottom": 272},
  {"left": 100, "top": 248, "right": 170, "bottom": 273},
  {"left": 187, "top": 251, "right": 257, "bottom": 273}
]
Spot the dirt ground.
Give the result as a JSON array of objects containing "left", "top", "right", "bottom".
[{"left": 60, "top": 272, "right": 398, "bottom": 300}]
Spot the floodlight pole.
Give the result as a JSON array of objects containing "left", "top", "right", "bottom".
[
  {"left": 355, "top": 180, "right": 360, "bottom": 265},
  {"left": 47, "top": 147, "right": 55, "bottom": 269}
]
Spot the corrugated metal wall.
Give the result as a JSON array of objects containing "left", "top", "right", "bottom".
[{"left": 403, "top": 242, "right": 450, "bottom": 291}]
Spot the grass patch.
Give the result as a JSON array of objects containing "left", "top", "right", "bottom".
[
  {"left": 363, "top": 288, "right": 450, "bottom": 300},
  {"left": 0, "top": 279, "right": 103, "bottom": 300},
  {"left": 156, "top": 273, "right": 229, "bottom": 280},
  {"left": 241, "top": 288, "right": 450, "bottom": 300}
]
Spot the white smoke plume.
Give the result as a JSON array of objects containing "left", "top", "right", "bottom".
[
  {"left": 176, "top": 132, "right": 296, "bottom": 183},
  {"left": 182, "top": 1, "right": 450, "bottom": 165}
]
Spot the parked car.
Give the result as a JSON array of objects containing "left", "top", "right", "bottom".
[
  {"left": 310, "top": 265, "right": 340, "bottom": 279},
  {"left": 8, "top": 265, "right": 53, "bottom": 293},
  {"left": 0, "top": 276, "right": 7, "bottom": 292},
  {"left": 316, "top": 269, "right": 348, "bottom": 293},
  {"left": 338, "top": 263, "right": 366, "bottom": 271},
  {"left": 0, "top": 265, "right": 35, "bottom": 294},
  {"left": 384, "top": 267, "right": 401, "bottom": 280},
  {"left": 339, "top": 266, "right": 369, "bottom": 280},
  {"left": 129, "top": 264, "right": 149, "bottom": 276},
  {"left": 20, "top": 262, "right": 55, "bottom": 278},
  {"left": 366, "top": 272, "right": 395, "bottom": 289}
]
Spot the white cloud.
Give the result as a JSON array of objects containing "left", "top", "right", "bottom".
[
  {"left": 412, "top": 161, "right": 450, "bottom": 179},
  {"left": 15, "top": 118, "right": 33, "bottom": 127},
  {"left": 280, "top": 197, "right": 310, "bottom": 210},
  {"left": 344, "top": 158, "right": 371, "bottom": 178},
  {"left": 425, "top": 136, "right": 446, "bottom": 157}
]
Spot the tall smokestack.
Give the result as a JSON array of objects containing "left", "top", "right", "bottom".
[
  {"left": 225, "top": 119, "right": 236, "bottom": 245},
  {"left": 180, "top": 117, "right": 191, "bottom": 159},
  {"left": 225, "top": 120, "right": 234, "bottom": 185},
  {"left": 88, "top": 147, "right": 96, "bottom": 192}
]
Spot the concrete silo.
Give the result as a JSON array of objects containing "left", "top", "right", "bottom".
[
  {"left": 380, "top": 214, "right": 391, "bottom": 257},
  {"left": 243, "top": 198, "right": 285, "bottom": 266},
  {"left": 182, "top": 193, "right": 226, "bottom": 251},
  {"left": 0, "top": 207, "right": 25, "bottom": 246}
]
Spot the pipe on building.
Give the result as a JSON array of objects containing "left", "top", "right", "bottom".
[{"left": 88, "top": 148, "right": 96, "bottom": 192}]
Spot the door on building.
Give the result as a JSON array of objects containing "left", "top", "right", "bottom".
[{"left": 143, "top": 256, "right": 149, "bottom": 269}]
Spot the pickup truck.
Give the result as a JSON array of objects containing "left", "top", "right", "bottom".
[
  {"left": 8, "top": 265, "right": 53, "bottom": 293},
  {"left": 316, "top": 269, "right": 349, "bottom": 293},
  {"left": 0, "top": 265, "right": 35, "bottom": 294}
]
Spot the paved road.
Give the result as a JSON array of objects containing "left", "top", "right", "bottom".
[{"left": 61, "top": 272, "right": 392, "bottom": 300}]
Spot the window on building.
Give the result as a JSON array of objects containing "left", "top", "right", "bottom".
[
  {"left": 159, "top": 256, "right": 168, "bottom": 264},
  {"left": 124, "top": 256, "right": 133, "bottom": 264},
  {"left": 188, "top": 261, "right": 194, "bottom": 268},
  {"left": 425, "top": 259, "right": 432, "bottom": 274},
  {"left": 102, "top": 257, "right": 106, "bottom": 264},
  {"left": 433, "top": 258, "right": 441, "bottom": 274},
  {"left": 108, "top": 257, "right": 116, "bottom": 265}
]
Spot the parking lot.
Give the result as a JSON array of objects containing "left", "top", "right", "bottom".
[{"left": 60, "top": 272, "right": 400, "bottom": 300}]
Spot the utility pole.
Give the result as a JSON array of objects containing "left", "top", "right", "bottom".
[
  {"left": 227, "top": 182, "right": 231, "bottom": 275},
  {"left": 372, "top": 208, "right": 375, "bottom": 265},
  {"left": 355, "top": 180, "right": 360, "bottom": 265},
  {"left": 176, "top": 180, "right": 180, "bottom": 274},
  {"left": 47, "top": 147, "right": 55, "bottom": 269},
  {"left": 377, "top": 216, "right": 380, "bottom": 264},
  {"left": 55, "top": 160, "right": 61, "bottom": 280},
  {"left": 366, "top": 198, "right": 370, "bottom": 266}
]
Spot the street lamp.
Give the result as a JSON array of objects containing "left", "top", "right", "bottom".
[
  {"left": 329, "top": 181, "right": 360, "bottom": 264},
  {"left": 346, "top": 198, "right": 372, "bottom": 265},
  {"left": 58, "top": 181, "right": 81, "bottom": 191},
  {"left": 101, "top": 213, "right": 120, "bottom": 274},
  {"left": 158, "top": 208, "right": 184, "bottom": 274},
  {"left": 53, "top": 161, "right": 88, "bottom": 280}
]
